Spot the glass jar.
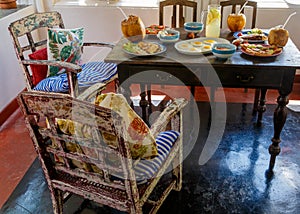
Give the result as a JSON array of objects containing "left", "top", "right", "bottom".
[{"left": 205, "top": 4, "right": 221, "bottom": 38}]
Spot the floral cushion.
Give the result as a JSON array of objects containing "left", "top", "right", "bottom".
[
  {"left": 28, "top": 48, "right": 48, "bottom": 86},
  {"left": 47, "top": 27, "right": 84, "bottom": 77},
  {"left": 56, "top": 93, "right": 158, "bottom": 159},
  {"left": 95, "top": 93, "right": 158, "bottom": 159}
]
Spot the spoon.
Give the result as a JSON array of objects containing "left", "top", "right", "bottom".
[
  {"left": 238, "top": 1, "right": 248, "bottom": 14},
  {"left": 282, "top": 12, "right": 296, "bottom": 29}
]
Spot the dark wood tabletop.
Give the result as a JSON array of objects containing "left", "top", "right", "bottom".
[
  {"left": 105, "top": 29, "right": 300, "bottom": 69},
  {"left": 104, "top": 28, "right": 300, "bottom": 171}
]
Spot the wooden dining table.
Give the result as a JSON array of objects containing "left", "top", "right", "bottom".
[{"left": 104, "top": 28, "right": 300, "bottom": 171}]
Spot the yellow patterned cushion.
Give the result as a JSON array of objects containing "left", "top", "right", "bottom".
[
  {"left": 56, "top": 93, "right": 158, "bottom": 159},
  {"left": 95, "top": 93, "right": 158, "bottom": 159}
]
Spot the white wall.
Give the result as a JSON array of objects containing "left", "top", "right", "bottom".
[{"left": 0, "top": 5, "right": 35, "bottom": 112}]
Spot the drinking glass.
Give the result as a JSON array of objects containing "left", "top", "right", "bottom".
[{"left": 205, "top": 4, "right": 221, "bottom": 38}]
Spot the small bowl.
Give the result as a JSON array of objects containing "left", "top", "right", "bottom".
[
  {"left": 157, "top": 29, "right": 180, "bottom": 42},
  {"left": 184, "top": 22, "right": 204, "bottom": 33},
  {"left": 211, "top": 43, "right": 237, "bottom": 59}
]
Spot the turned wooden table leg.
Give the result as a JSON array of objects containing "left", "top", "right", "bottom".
[
  {"left": 256, "top": 88, "right": 267, "bottom": 127},
  {"left": 147, "top": 83, "right": 152, "bottom": 117},
  {"left": 139, "top": 83, "right": 149, "bottom": 123},
  {"left": 252, "top": 88, "right": 260, "bottom": 116},
  {"left": 269, "top": 95, "right": 289, "bottom": 171}
]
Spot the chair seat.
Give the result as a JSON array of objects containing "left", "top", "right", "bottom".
[
  {"left": 34, "top": 61, "right": 117, "bottom": 92},
  {"left": 134, "top": 130, "right": 180, "bottom": 183}
]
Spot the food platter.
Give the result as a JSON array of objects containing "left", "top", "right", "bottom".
[
  {"left": 174, "top": 37, "right": 230, "bottom": 55},
  {"left": 122, "top": 41, "right": 166, "bottom": 56},
  {"left": 240, "top": 43, "right": 282, "bottom": 57},
  {"left": 233, "top": 29, "right": 268, "bottom": 43},
  {"left": 145, "top": 25, "right": 166, "bottom": 34}
]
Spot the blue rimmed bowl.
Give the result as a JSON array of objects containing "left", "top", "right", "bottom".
[
  {"left": 157, "top": 29, "right": 180, "bottom": 42},
  {"left": 184, "top": 22, "right": 204, "bottom": 33},
  {"left": 211, "top": 43, "right": 237, "bottom": 59}
]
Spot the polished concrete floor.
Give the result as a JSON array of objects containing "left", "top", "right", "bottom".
[{"left": 1, "top": 98, "right": 300, "bottom": 214}]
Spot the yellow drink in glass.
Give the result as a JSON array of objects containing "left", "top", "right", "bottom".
[{"left": 205, "top": 5, "right": 221, "bottom": 38}]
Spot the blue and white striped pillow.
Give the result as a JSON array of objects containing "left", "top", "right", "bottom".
[
  {"left": 134, "top": 130, "right": 180, "bottom": 183},
  {"left": 78, "top": 61, "right": 117, "bottom": 88},
  {"left": 34, "top": 61, "right": 117, "bottom": 92}
]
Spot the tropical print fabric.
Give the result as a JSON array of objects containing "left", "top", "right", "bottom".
[{"left": 47, "top": 27, "right": 84, "bottom": 77}]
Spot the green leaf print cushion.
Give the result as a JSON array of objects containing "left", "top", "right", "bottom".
[{"left": 47, "top": 28, "right": 84, "bottom": 77}]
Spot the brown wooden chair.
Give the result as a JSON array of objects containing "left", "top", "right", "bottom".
[
  {"left": 18, "top": 90, "right": 187, "bottom": 214},
  {"left": 220, "top": 0, "right": 257, "bottom": 30},
  {"left": 159, "top": 0, "right": 198, "bottom": 28},
  {"left": 219, "top": 0, "right": 260, "bottom": 114},
  {"left": 8, "top": 11, "right": 118, "bottom": 99},
  {"left": 158, "top": 0, "right": 198, "bottom": 105}
]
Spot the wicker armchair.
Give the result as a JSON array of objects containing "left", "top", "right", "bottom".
[
  {"left": 9, "top": 11, "right": 118, "bottom": 99},
  {"left": 18, "top": 90, "right": 187, "bottom": 213}
]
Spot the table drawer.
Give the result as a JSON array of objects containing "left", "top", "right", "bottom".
[
  {"left": 123, "top": 66, "right": 202, "bottom": 85},
  {"left": 211, "top": 68, "right": 285, "bottom": 88}
]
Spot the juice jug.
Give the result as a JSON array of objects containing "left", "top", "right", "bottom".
[{"left": 205, "top": 4, "right": 221, "bottom": 38}]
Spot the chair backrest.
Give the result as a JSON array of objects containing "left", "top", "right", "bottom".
[
  {"left": 159, "top": 0, "right": 198, "bottom": 28},
  {"left": 220, "top": 0, "right": 257, "bottom": 29},
  {"left": 18, "top": 90, "right": 184, "bottom": 213},
  {"left": 8, "top": 11, "right": 65, "bottom": 90}
]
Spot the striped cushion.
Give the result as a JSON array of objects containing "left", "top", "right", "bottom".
[
  {"left": 78, "top": 62, "right": 117, "bottom": 88},
  {"left": 34, "top": 61, "right": 117, "bottom": 92},
  {"left": 33, "top": 73, "right": 69, "bottom": 92},
  {"left": 134, "top": 130, "right": 180, "bottom": 183}
]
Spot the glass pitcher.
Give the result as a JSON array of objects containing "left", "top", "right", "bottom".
[{"left": 205, "top": 4, "right": 221, "bottom": 38}]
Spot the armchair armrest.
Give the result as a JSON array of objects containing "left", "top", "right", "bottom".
[
  {"left": 150, "top": 98, "right": 188, "bottom": 138},
  {"left": 22, "top": 59, "right": 82, "bottom": 97},
  {"left": 22, "top": 59, "right": 82, "bottom": 73}
]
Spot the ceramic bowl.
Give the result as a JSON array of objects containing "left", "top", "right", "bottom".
[
  {"left": 211, "top": 43, "right": 237, "bottom": 59},
  {"left": 157, "top": 29, "right": 180, "bottom": 42},
  {"left": 184, "top": 22, "right": 204, "bottom": 33}
]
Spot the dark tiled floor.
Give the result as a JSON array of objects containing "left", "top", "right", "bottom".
[{"left": 1, "top": 101, "right": 300, "bottom": 214}]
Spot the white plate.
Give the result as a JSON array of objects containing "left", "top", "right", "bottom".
[
  {"left": 122, "top": 42, "right": 166, "bottom": 56},
  {"left": 174, "top": 37, "right": 230, "bottom": 55}
]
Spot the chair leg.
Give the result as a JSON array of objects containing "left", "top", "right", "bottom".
[
  {"left": 252, "top": 88, "right": 260, "bottom": 115},
  {"left": 256, "top": 88, "right": 267, "bottom": 127},
  {"left": 172, "top": 141, "right": 183, "bottom": 191},
  {"left": 148, "top": 180, "right": 177, "bottom": 214},
  {"left": 51, "top": 188, "right": 64, "bottom": 214}
]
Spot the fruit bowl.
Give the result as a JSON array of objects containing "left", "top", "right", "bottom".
[
  {"left": 211, "top": 43, "right": 236, "bottom": 59},
  {"left": 184, "top": 22, "right": 204, "bottom": 33}
]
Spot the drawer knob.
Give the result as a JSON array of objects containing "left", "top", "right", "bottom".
[{"left": 236, "top": 74, "right": 254, "bottom": 83}]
